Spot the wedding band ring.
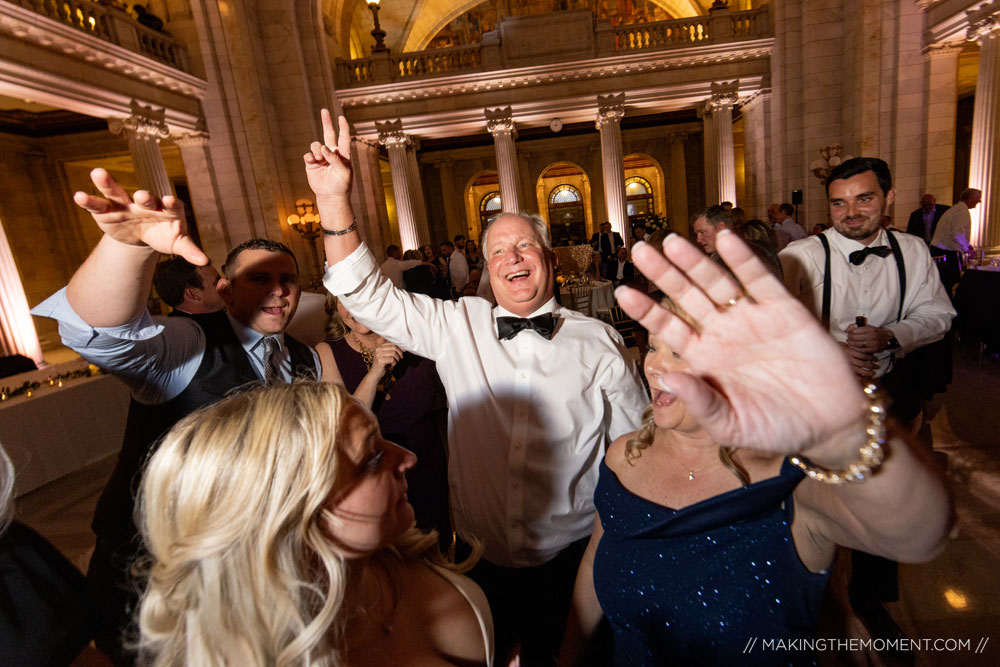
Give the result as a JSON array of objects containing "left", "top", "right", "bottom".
[{"left": 718, "top": 294, "right": 743, "bottom": 312}]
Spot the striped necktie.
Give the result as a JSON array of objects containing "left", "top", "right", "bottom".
[{"left": 259, "top": 336, "right": 279, "bottom": 385}]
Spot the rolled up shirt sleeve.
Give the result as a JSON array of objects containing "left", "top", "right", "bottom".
[{"left": 31, "top": 288, "right": 205, "bottom": 404}]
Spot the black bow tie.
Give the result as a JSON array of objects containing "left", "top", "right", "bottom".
[
  {"left": 496, "top": 313, "right": 556, "bottom": 341},
  {"left": 849, "top": 245, "right": 892, "bottom": 265}
]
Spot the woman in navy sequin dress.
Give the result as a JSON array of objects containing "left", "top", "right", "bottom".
[{"left": 560, "top": 231, "right": 951, "bottom": 665}]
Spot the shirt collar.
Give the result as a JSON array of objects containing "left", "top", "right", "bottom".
[
  {"left": 826, "top": 227, "right": 889, "bottom": 260},
  {"left": 226, "top": 310, "right": 284, "bottom": 354},
  {"left": 494, "top": 297, "right": 558, "bottom": 319}
]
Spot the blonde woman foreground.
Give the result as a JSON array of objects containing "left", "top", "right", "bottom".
[
  {"left": 560, "top": 231, "right": 951, "bottom": 665},
  {"left": 137, "top": 382, "right": 491, "bottom": 666}
]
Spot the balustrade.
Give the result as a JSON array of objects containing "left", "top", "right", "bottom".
[
  {"left": 336, "top": 6, "right": 770, "bottom": 88},
  {"left": 10, "top": 0, "right": 190, "bottom": 72}
]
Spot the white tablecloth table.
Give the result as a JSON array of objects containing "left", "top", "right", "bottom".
[
  {"left": 560, "top": 279, "right": 615, "bottom": 318},
  {"left": 1, "top": 369, "right": 129, "bottom": 497}
]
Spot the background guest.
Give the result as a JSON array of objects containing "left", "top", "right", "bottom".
[
  {"left": 137, "top": 382, "right": 491, "bottom": 667},
  {"left": 465, "top": 239, "right": 484, "bottom": 271},
  {"left": 315, "top": 295, "right": 451, "bottom": 538},
  {"left": 585, "top": 249, "right": 607, "bottom": 279},
  {"left": 152, "top": 256, "right": 225, "bottom": 316},
  {"left": 736, "top": 218, "right": 783, "bottom": 278}
]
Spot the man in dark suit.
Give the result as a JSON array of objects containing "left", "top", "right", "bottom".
[
  {"left": 906, "top": 193, "right": 949, "bottom": 243},
  {"left": 608, "top": 246, "right": 636, "bottom": 287},
  {"left": 590, "top": 221, "right": 624, "bottom": 263}
]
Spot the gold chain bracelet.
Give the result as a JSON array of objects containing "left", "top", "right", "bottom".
[{"left": 788, "top": 383, "right": 887, "bottom": 484}]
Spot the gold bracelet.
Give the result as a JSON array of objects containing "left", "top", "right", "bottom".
[{"left": 788, "top": 383, "right": 887, "bottom": 484}]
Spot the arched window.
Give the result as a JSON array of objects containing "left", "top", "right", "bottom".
[
  {"left": 550, "top": 184, "right": 582, "bottom": 204},
  {"left": 625, "top": 176, "right": 654, "bottom": 224},
  {"left": 547, "top": 184, "right": 585, "bottom": 246},
  {"left": 479, "top": 191, "right": 501, "bottom": 228}
]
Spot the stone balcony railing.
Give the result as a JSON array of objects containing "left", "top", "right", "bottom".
[
  {"left": 8, "top": 0, "right": 191, "bottom": 72},
  {"left": 335, "top": 5, "right": 771, "bottom": 89}
]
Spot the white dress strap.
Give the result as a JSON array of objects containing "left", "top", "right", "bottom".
[{"left": 429, "top": 564, "right": 494, "bottom": 667}]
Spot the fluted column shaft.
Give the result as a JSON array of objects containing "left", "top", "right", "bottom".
[
  {"left": 711, "top": 88, "right": 738, "bottom": 206},
  {"left": 699, "top": 103, "right": 718, "bottom": 205},
  {"left": 596, "top": 94, "right": 628, "bottom": 240},
  {"left": 108, "top": 100, "right": 173, "bottom": 198},
  {"left": 486, "top": 107, "right": 523, "bottom": 214},
  {"left": 968, "top": 8, "right": 1000, "bottom": 247},
  {"left": 668, "top": 133, "right": 689, "bottom": 237},
  {"left": 922, "top": 44, "right": 962, "bottom": 206},
  {"left": 377, "top": 120, "right": 421, "bottom": 251}
]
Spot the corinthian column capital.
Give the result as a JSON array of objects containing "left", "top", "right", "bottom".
[
  {"left": 595, "top": 93, "right": 625, "bottom": 130},
  {"left": 108, "top": 99, "right": 170, "bottom": 139},
  {"left": 967, "top": 1, "right": 1000, "bottom": 41},
  {"left": 485, "top": 106, "right": 516, "bottom": 137},
  {"left": 708, "top": 80, "right": 740, "bottom": 112},
  {"left": 376, "top": 119, "right": 410, "bottom": 148}
]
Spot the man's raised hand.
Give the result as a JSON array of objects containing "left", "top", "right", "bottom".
[
  {"left": 73, "top": 168, "right": 207, "bottom": 266},
  {"left": 303, "top": 109, "right": 353, "bottom": 198}
]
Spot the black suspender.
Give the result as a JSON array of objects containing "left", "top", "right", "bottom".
[{"left": 818, "top": 229, "right": 906, "bottom": 327}]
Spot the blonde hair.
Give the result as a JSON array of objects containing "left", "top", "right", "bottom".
[
  {"left": 322, "top": 292, "right": 348, "bottom": 340},
  {"left": 137, "top": 381, "right": 467, "bottom": 667}
]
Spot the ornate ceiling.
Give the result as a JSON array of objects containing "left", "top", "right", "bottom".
[{"left": 321, "top": 0, "right": 720, "bottom": 59}]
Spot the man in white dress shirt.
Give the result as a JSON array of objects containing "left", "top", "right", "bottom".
[
  {"left": 378, "top": 243, "right": 426, "bottom": 289},
  {"left": 441, "top": 239, "right": 470, "bottom": 297},
  {"left": 306, "top": 110, "right": 646, "bottom": 665},
  {"left": 779, "top": 157, "right": 954, "bottom": 642}
]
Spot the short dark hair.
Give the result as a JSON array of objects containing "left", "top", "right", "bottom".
[
  {"left": 779, "top": 203, "right": 794, "bottom": 216},
  {"left": 153, "top": 256, "right": 204, "bottom": 307},
  {"left": 222, "top": 239, "right": 298, "bottom": 280},
  {"left": 385, "top": 244, "right": 400, "bottom": 257},
  {"left": 453, "top": 235, "right": 466, "bottom": 243},
  {"left": 826, "top": 157, "right": 892, "bottom": 197},
  {"left": 694, "top": 205, "right": 732, "bottom": 228},
  {"left": 440, "top": 240, "right": 455, "bottom": 251}
]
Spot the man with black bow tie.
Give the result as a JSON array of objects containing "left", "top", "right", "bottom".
[
  {"left": 779, "top": 157, "right": 954, "bottom": 648},
  {"left": 780, "top": 157, "right": 953, "bottom": 399},
  {"left": 306, "top": 110, "right": 645, "bottom": 665}
]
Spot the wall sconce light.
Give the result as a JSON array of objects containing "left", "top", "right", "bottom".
[
  {"left": 367, "top": 0, "right": 389, "bottom": 53},
  {"left": 809, "top": 145, "right": 853, "bottom": 185},
  {"left": 286, "top": 199, "right": 324, "bottom": 290}
]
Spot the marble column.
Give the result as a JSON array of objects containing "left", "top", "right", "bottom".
[
  {"left": 922, "top": 43, "right": 962, "bottom": 206},
  {"left": 698, "top": 102, "right": 718, "bottom": 208},
  {"left": 107, "top": 100, "right": 173, "bottom": 198},
  {"left": 740, "top": 89, "right": 771, "bottom": 217},
  {"left": 707, "top": 81, "right": 739, "bottom": 206},
  {"left": 596, "top": 93, "right": 628, "bottom": 240},
  {"left": 0, "top": 220, "right": 42, "bottom": 364},
  {"left": 350, "top": 137, "right": 389, "bottom": 256},
  {"left": 486, "top": 106, "right": 523, "bottom": 214},
  {"left": 174, "top": 130, "right": 230, "bottom": 263},
  {"left": 966, "top": 4, "right": 1000, "bottom": 248},
  {"left": 435, "top": 158, "right": 464, "bottom": 242},
  {"left": 667, "top": 133, "right": 689, "bottom": 237},
  {"left": 377, "top": 120, "right": 422, "bottom": 251}
]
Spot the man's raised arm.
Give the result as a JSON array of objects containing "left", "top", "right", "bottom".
[
  {"left": 67, "top": 168, "right": 207, "bottom": 327},
  {"left": 304, "top": 109, "right": 360, "bottom": 264}
]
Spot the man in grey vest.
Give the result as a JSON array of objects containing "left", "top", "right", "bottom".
[{"left": 33, "top": 168, "right": 319, "bottom": 665}]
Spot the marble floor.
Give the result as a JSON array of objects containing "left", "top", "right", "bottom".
[{"left": 12, "top": 341, "right": 1000, "bottom": 666}]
